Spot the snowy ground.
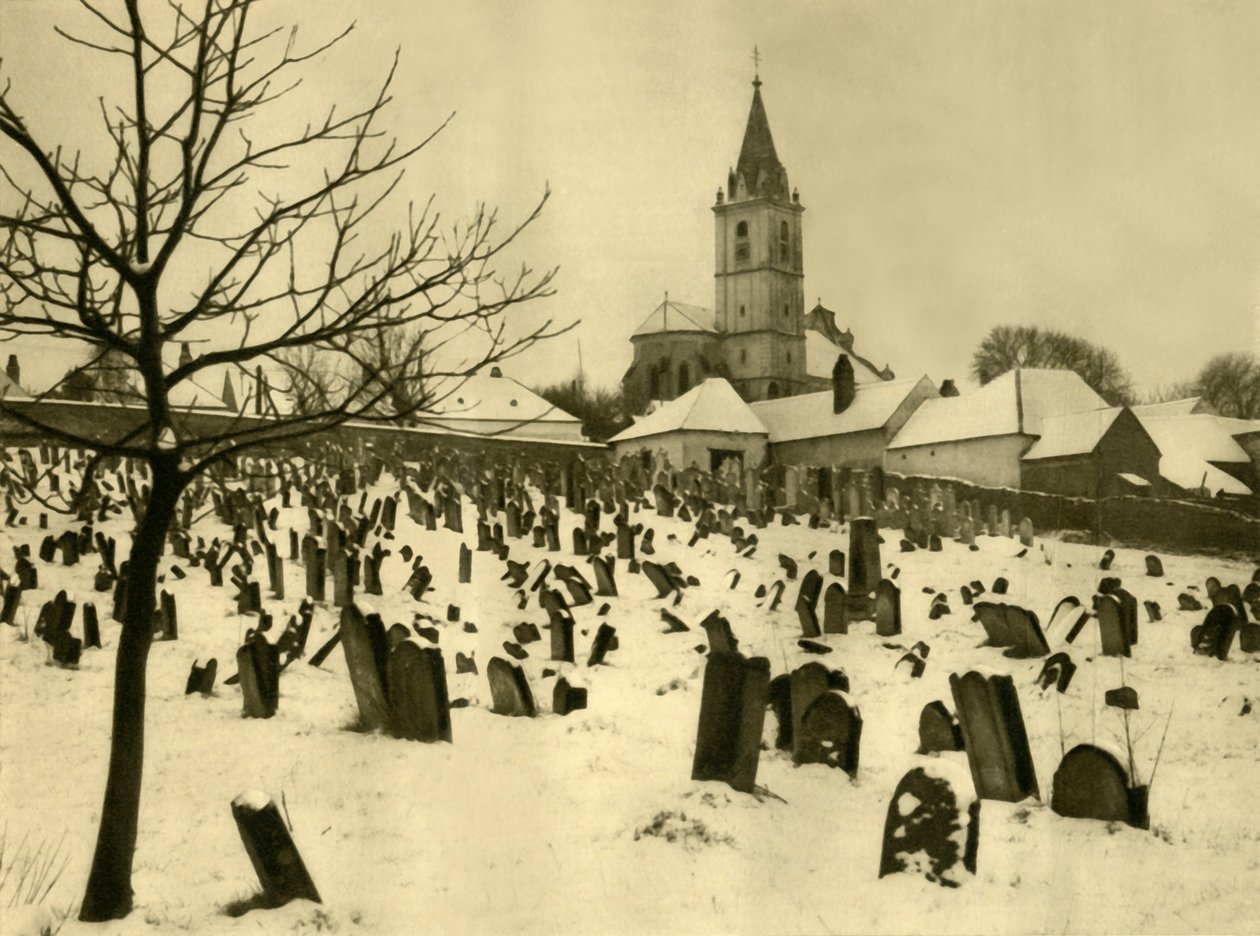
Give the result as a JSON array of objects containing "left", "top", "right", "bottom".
[{"left": 2, "top": 473, "right": 1259, "bottom": 935}]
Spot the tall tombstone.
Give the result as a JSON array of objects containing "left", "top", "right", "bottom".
[
  {"left": 789, "top": 661, "right": 832, "bottom": 757},
  {"left": 794, "top": 690, "right": 862, "bottom": 776},
  {"left": 1051, "top": 743, "right": 1148, "bottom": 829},
  {"left": 691, "top": 651, "right": 770, "bottom": 794},
  {"left": 237, "top": 638, "right": 280, "bottom": 719},
  {"left": 1094, "top": 594, "right": 1131, "bottom": 657},
  {"left": 949, "top": 670, "right": 1039, "bottom": 802},
  {"left": 874, "top": 579, "right": 901, "bottom": 637},
  {"left": 879, "top": 763, "right": 979, "bottom": 887},
  {"left": 1191, "top": 604, "right": 1239, "bottom": 660},
  {"left": 387, "top": 640, "right": 452, "bottom": 743},
  {"left": 848, "top": 517, "right": 881, "bottom": 596},
  {"left": 486, "top": 656, "right": 536, "bottom": 717},
  {"left": 339, "top": 604, "right": 390, "bottom": 730},
  {"left": 796, "top": 569, "right": 823, "bottom": 638}
]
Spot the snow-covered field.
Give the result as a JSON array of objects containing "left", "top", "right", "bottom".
[{"left": 2, "top": 471, "right": 1259, "bottom": 935}]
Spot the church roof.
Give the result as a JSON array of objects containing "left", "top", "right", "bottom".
[
  {"left": 805, "top": 331, "right": 888, "bottom": 384},
  {"left": 631, "top": 299, "right": 717, "bottom": 338},
  {"left": 732, "top": 80, "right": 789, "bottom": 201},
  {"left": 751, "top": 375, "right": 935, "bottom": 443},
  {"left": 610, "top": 378, "right": 766, "bottom": 443}
]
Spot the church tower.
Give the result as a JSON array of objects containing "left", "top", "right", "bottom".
[{"left": 713, "top": 69, "right": 807, "bottom": 401}]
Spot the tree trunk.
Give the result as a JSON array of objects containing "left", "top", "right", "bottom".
[{"left": 80, "top": 458, "right": 185, "bottom": 922}]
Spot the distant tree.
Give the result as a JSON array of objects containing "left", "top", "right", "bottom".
[
  {"left": 971, "top": 325, "right": 1135, "bottom": 405},
  {"left": 46, "top": 347, "right": 138, "bottom": 403},
  {"left": 535, "top": 379, "right": 641, "bottom": 442},
  {"left": 1194, "top": 352, "right": 1260, "bottom": 419}
]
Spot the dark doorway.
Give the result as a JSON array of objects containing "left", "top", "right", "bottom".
[{"left": 710, "top": 449, "right": 744, "bottom": 473}]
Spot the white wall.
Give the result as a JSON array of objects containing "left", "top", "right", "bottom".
[{"left": 885, "top": 434, "right": 1033, "bottom": 488}]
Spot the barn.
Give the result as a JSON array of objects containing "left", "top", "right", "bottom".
[{"left": 1020, "top": 406, "right": 1162, "bottom": 497}]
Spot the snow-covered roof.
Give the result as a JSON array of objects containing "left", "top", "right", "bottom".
[
  {"left": 425, "top": 371, "right": 580, "bottom": 425},
  {"left": 1130, "top": 397, "right": 1209, "bottom": 418},
  {"left": 1136, "top": 413, "right": 1253, "bottom": 496},
  {"left": 610, "top": 378, "right": 766, "bottom": 443},
  {"left": 804, "top": 331, "right": 887, "bottom": 384},
  {"left": 631, "top": 299, "right": 717, "bottom": 338},
  {"left": 888, "top": 369, "right": 1107, "bottom": 450},
  {"left": 751, "top": 375, "right": 935, "bottom": 443},
  {"left": 1022, "top": 407, "right": 1124, "bottom": 460}
]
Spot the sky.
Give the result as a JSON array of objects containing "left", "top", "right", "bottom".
[{"left": 2, "top": 0, "right": 1259, "bottom": 396}]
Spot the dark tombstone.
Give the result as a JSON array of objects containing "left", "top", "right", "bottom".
[
  {"left": 1144, "top": 600, "right": 1162, "bottom": 622},
  {"left": 699, "top": 610, "right": 739, "bottom": 654},
  {"left": 1001, "top": 604, "right": 1049, "bottom": 658},
  {"left": 1144, "top": 554, "right": 1164, "bottom": 577},
  {"left": 387, "top": 622, "right": 411, "bottom": 648},
  {"left": 185, "top": 658, "right": 218, "bottom": 695},
  {"left": 553, "top": 677, "right": 588, "bottom": 716},
  {"left": 549, "top": 607, "right": 575, "bottom": 663},
  {"left": 661, "top": 609, "right": 690, "bottom": 633},
  {"left": 794, "top": 690, "right": 862, "bottom": 776},
  {"left": 231, "top": 791, "right": 321, "bottom": 907},
  {"left": 458, "top": 543, "right": 472, "bottom": 584},
  {"left": 991, "top": 577, "right": 1008, "bottom": 595},
  {"left": 1191, "top": 604, "right": 1239, "bottom": 660},
  {"left": 1051, "top": 743, "right": 1148, "bottom": 829},
  {"left": 767, "top": 674, "right": 793, "bottom": 750},
  {"left": 387, "top": 640, "right": 452, "bottom": 743},
  {"left": 874, "top": 579, "right": 901, "bottom": 637},
  {"left": 691, "top": 651, "right": 770, "bottom": 794},
  {"left": 879, "top": 764, "right": 979, "bottom": 887},
  {"left": 572, "top": 528, "right": 588, "bottom": 556},
  {"left": 828, "top": 549, "right": 844, "bottom": 577},
  {"left": 237, "top": 639, "right": 280, "bottom": 719},
  {"left": 1, "top": 583, "right": 22, "bottom": 625},
  {"left": 895, "top": 652, "right": 925, "bottom": 678},
  {"left": 796, "top": 569, "right": 823, "bottom": 638},
  {"left": 788, "top": 661, "right": 832, "bottom": 757},
  {"left": 918, "top": 700, "right": 963, "bottom": 754},
  {"left": 587, "top": 623, "right": 617, "bottom": 666},
  {"left": 502, "top": 640, "right": 528, "bottom": 661},
  {"left": 1104, "top": 686, "right": 1139, "bottom": 710},
  {"left": 1178, "top": 592, "right": 1203, "bottom": 612},
  {"left": 822, "top": 582, "right": 847, "bottom": 635},
  {"left": 1094, "top": 594, "right": 1131, "bottom": 657},
  {"left": 455, "top": 651, "right": 477, "bottom": 674},
  {"left": 1035, "top": 652, "right": 1077, "bottom": 693},
  {"left": 1112, "top": 587, "right": 1139, "bottom": 647},
  {"left": 1099, "top": 549, "right": 1115, "bottom": 571},
  {"left": 591, "top": 556, "right": 618, "bottom": 597},
  {"left": 949, "top": 670, "right": 1039, "bottom": 802},
  {"left": 340, "top": 604, "right": 390, "bottom": 730},
  {"left": 848, "top": 517, "right": 881, "bottom": 596},
  {"left": 82, "top": 602, "right": 101, "bottom": 649},
  {"left": 513, "top": 622, "right": 541, "bottom": 645},
  {"left": 486, "top": 657, "right": 536, "bottom": 717}
]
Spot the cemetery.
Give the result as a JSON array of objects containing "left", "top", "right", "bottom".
[{"left": 0, "top": 439, "right": 1258, "bottom": 935}]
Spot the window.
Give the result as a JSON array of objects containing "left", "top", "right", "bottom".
[
  {"left": 678, "top": 362, "right": 691, "bottom": 395},
  {"left": 735, "top": 220, "right": 750, "bottom": 262},
  {"left": 649, "top": 366, "right": 660, "bottom": 399},
  {"left": 736, "top": 221, "right": 749, "bottom": 237},
  {"left": 779, "top": 221, "right": 790, "bottom": 262},
  {"left": 783, "top": 303, "right": 789, "bottom": 318},
  {"left": 767, "top": 381, "right": 779, "bottom": 399},
  {"left": 739, "top": 305, "right": 746, "bottom": 318},
  {"left": 740, "top": 349, "right": 747, "bottom": 364}
]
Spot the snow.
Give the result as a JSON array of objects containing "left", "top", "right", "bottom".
[
  {"left": 232, "top": 790, "right": 274, "bottom": 812},
  {"left": 630, "top": 299, "right": 718, "bottom": 337},
  {"left": 2, "top": 467, "right": 1260, "bottom": 935},
  {"left": 1137, "top": 414, "right": 1253, "bottom": 495},
  {"left": 1022, "top": 408, "right": 1123, "bottom": 460},
  {"left": 610, "top": 378, "right": 767, "bottom": 443},
  {"left": 803, "top": 331, "right": 888, "bottom": 384},
  {"left": 424, "top": 371, "right": 581, "bottom": 425},
  {"left": 751, "top": 376, "right": 935, "bottom": 443}
]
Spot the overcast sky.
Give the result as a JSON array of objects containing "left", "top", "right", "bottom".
[{"left": 3, "top": 0, "right": 1258, "bottom": 396}]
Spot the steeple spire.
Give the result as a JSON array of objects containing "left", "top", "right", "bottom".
[
  {"left": 731, "top": 58, "right": 788, "bottom": 202},
  {"left": 752, "top": 45, "right": 762, "bottom": 88}
]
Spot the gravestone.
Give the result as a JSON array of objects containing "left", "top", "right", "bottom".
[
  {"left": 789, "top": 661, "right": 832, "bottom": 757},
  {"left": 231, "top": 791, "right": 321, "bottom": 907},
  {"left": 828, "top": 549, "right": 845, "bottom": 577},
  {"left": 1046, "top": 596, "right": 1088, "bottom": 645},
  {"left": 918, "top": 700, "right": 963, "bottom": 753},
  {"left": 796, "top": 569, "right": 823, "bottom": 638},
  {"left": 879, "top": 763, "right": 979, "bottom": 888},
  {"left": 387, "top": 640, "right": 452, "bottom": 743},
  {"left": 486, "top": 656, "right": 536, "bottom": 717},
  {"left": 1144, "top": 555, "right": 1163, "bottom": 577},
  {"left": 699, "top": 610, "right": 739, "bottom": 654},
  {"left": 1094, "top": 594, "right": 1131, "bottom": 657},
  {"left": 1035, "top": 652, "right": 1077, "bottom": 693},
  {"left": 587, "top": 623, "right": 617, "bottom": 666},
  {"left": 874, "top": 579, "right": 901, "bottom": 637},
  {"left": 691, "top": 651, "right": 770, "bottom": 794},
  {"left": 340, "top": 604, "right": 390, "bottom": 730},
  {"left": 237, "top": 639, "right": 279, "bottom": 719},
  {"left": 1051, "top": 743, "right": 1148, "bottom": 829},
  {"left": 1191, "top": 604, "right": 1238, "bottom": 660},
  {"left": 848, "top": 518, "right": 881, "bottom": 596},
  {"left": 185, "top": 658, "right": 218, "bottom": 695},
  {"left": 793, "top": 690, "right": 862, "bottom": 776},
  {"left": 553, "top": 677, "right": 587, "bottom": 716},
  {"left": 822, "top": 583, "right": 847, "bottom": 635},
  {"left": 949, "top": 670, "right": 1039, "bottom": 802}
]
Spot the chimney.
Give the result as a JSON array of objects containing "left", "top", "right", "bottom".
[
  {"left": 179, "top": 342, "right": 193, "bottom": 367},
  {"left": 5, "top": 354, "right": 19, "bottom": 388},
  {"left": 832, "top": 354, "right": 856, "bottom": 414},
  {"left": 939, "top": 379, "right": 959, "bottom": 398}
]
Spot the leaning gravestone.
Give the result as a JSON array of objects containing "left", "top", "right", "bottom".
[
  {"left": 237, "top": 639, "right": 279, "bottom": 719},
  {"left": 1051, "top": 742, "right": 1148, "bottom": 829},
  {"left": 918, "top": 700, "right": 963, "bottom": 754},
  {"left": 231, "top": 790, "right": 321, "bottom": 907},
  {"left": 1094, "top": 594, "right": 1131, "bottom": 657},
  {"left": 949, "top": 670, "right": 1039, "bottom": 802},
  {"left": 691, "top": 651, "right": 770, "bottom": 794},
  {"left": 796, "top": 569, "right": 823, "bottom": 638},
  {"left": 1191, "top": 604, "right": 1238, "bottom": 661},
  {"left": 486, "top": 657, "right": 537, "bottom": 717},
  {"left": 879, "top": 762, "right": 979, "bottom": 888},
  {"left": 793, "top": 690, "right": 862, "bottom": 776},
  {"left": 387, "top": 639, "right": 452, "bottom": 743},
  {"left": 340, "top": 604, "right": 391, "bottom": 730}
]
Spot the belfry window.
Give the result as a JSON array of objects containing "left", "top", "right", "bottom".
[
  {"left": 735, "top": 220, "right": 750, "bottom": 262},
  {"left": 678, "top": 362, "right": 692, "bottom": 395},
  {"left": 779, "top": 221, "right": 790, "bottom": 262}
]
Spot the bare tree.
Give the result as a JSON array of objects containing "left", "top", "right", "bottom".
[
  {"left": 971, "top": 324, "right": 1134, "bottom": 405},
  {"left": 0, "top": 1, "right": 565, "bottom": 920},
  {"left": 1194, "top": 352, "right": 1260, "bottom": 419}
]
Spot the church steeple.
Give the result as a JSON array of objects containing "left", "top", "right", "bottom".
[{"left": 729, "top": 70, "right": 790, "bottom": 203}]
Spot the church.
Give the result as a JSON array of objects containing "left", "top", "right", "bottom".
[{"left": 620, "top": 70, "right": 894, "bottom": 406}]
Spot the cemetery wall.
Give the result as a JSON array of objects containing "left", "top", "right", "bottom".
[
  {"left": 886, "top": 435, "right": 1031, "bottom": 489},
  {"left": 770, "top": 427, "right": 887, "bottom": 469},
  {"left": 0, "top": 399, "right": 604, "bottom": 465},
  {"left": 613, "top": 430, "right": 767, "bottom": 473}
]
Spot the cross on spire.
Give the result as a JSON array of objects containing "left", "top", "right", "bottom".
[{"left": 751, "top": 45, "right": 762, "bottom": 87}]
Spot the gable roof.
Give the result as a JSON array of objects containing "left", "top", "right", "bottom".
[
  {"left": 1130, "top": 397, "right": 1210, "bottom": 418},
  {"left": 631, "top": 299, "right": 718, "bottom": 338},
  {"left": 610, "top": 378, "right": 766, "bottom": 443},
  {"left": 734, "top": 80, "right": 789, "bottom": 201},
  {"left": 425, "top": 371, "right": 580, "bottom": 425},
  {"left": 751, "top": 375, "right": 935, "bottom": 443},
  {"left": 1136, "top": 413, "right": 1252, "bottom": 496},
  {"left": 1022, "top": 407, "right": 1126, "bottom": 460},
  {"left": 888, "top": 369, "right": 1107, "bottom": 450},
  {"left": 804, "top": 331, "right": 889, "bottom": 384}
]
